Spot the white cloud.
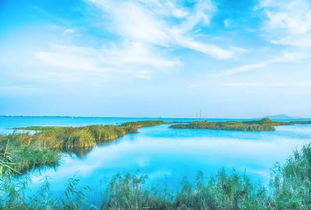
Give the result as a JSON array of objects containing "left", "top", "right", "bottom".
[
  {"left": 215, "top": 0, "right": 311, "bottom": 77},
  {"left": 216, "top": 63, "right": 268, "bottom": 77},
  {"left": 223, "top": 82, "right": 311, "bottom": 87},
  {"left": 176, "top": 37, "right": 234, "bottom": 59},
  {"left": 216, "top": 50, "right": 311, "bottom": 77},
  {"left": 85, "top": 0, "right": 239, "bottom": 59},
  {"left": 258, "top": 0, "right": 311, "bottom": 47},
  {"left": 35, "top": 45, "right": 104, "bottom": 73},
  {"left": 35, "top": 42, "right": 181, "bottom": 79},
  {"left": 110, "top": 2, "right": 170, "bottom": 46},
  {"left": 34, "top": 0, "right": 242, "bottom": 82},
  {"left": 62, "top": 28, "right": 76, "bottom": 36}
]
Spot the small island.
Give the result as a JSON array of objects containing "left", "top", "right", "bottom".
[{"left": 170, "top": 118, "right": 311, "bottom": 131}]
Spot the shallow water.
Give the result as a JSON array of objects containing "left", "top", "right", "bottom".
[{"left": 1, "top": 116, "right": 311, "bottom": 205}]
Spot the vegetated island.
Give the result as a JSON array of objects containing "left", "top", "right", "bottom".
[
  {"left": 0, "top": 120, "right": 167, "bottom": 175},
  {"left": 170, "top": 118, "right": 311, "bottom": 131},
  {"left": 1, "top": 118, "right": 310, "bottom": 175}
]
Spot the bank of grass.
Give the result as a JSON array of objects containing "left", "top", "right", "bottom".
[
  {"left": 103, "top": 171, "right": 267, "bottom": 209},
  {"left": 104, "top": 142, "right": 311, "bottom": 210},
  {"left": 0, "top": 134, "right": 60, "bottom": 176},
  {"left": 15, "top": 120, "right": 168, "bottom": 149},
  {"left": 0, "top": 121, "right": 167, "bottom": 175},
  {"left": 16, "top": 120, "right": 167, "bottom": 148},
  {"left": 0, "top": 143, "right": 310, "bottom": 209},
  {"left": 170, "top": 118, "right": 311, "bottom": 131},
  {"left": 121, "top": 120, "right": 168, "bottom": 128}
]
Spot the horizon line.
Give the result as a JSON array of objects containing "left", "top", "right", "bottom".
[{"left": 0, "top": 114, "right": 307, "bottom": 119}]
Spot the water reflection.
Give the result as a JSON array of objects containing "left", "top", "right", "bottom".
[
  {"left": 63, "top": 147, "right": 95, "bottom": 159},
  {"left": 26, "top": 124, "right": 310, "bottom": 187},
  {"left": 8, "top": 123, "right": 305, "bottom": 205},
  {"left": 1, "top": 117, "right": 310, "bottom": 206}
]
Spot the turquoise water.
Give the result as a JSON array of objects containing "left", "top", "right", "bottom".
[{"left": 1, "top": 116, "right": 311, "bottom": 205}]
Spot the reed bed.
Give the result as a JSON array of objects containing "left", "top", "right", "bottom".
[
  {"left": 0, "top": 144, "right": 310, "bottom": 209},
  {"left": 0, "top": 121, "right": 167, "bottom": 175},
  {"left": 170, "top": 118, "right": 311, "bottom": 131}
]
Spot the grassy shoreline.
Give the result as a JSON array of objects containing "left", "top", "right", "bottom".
[
  {"left": 0, "top": 143, "right": 310, "bottom": 209},
  {"left": 0, "top": 120, "right": 167, "bottom": 175},
  {"left": 1, "top": 118, "right": 311, "bottom": 175}
]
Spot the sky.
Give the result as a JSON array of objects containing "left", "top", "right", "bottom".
[{"left": 1, "top": 0, "right": 311, "bottom": 118}]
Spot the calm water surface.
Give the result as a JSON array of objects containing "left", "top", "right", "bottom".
[{"left": 1, "top": 116, "right": 310, "bottom": 205}]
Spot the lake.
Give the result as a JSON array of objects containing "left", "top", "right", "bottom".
[{"left": 1, "top": 116, "right": 311, "bottom": 205}]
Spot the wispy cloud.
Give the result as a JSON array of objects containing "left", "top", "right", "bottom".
[
  {"left": 258, "top": 0, "right": 311, "bottom": 47},
  {"left": 216, "top": 0, "right": 311, "bottom": 77},
  {"left": 216, "top": 50, "right": 311, "bottom": 77},
  {"left": 223, "top": 81, "right": 311, "bottom": 88},
  {"left": 35, "top": 42, "right": 181, "bottom": 79},
  {"left": 34, "top": 0, "right": 242, "bottom": 81},
  {"left": 86, "top": 0, "right": 238, "bottom": 59}
]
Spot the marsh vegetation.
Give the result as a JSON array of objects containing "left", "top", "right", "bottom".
[
  {"left": 170, "top": 118, "right": 311, "bottom": 131},
  {"left": 1, "top": 118, "right": 310, "bottom": 176},
  {"left": 0, "top": 143, "right": 310, "bottom": 209},
  {"left": 0, "top": 120, "right": 167, "bottom": 175},
  {"left": 104, "top": 144, "right": 311, "bottom": 209},
  {"left": 0, "top": 119, "right": 310, "bottom": 209}
]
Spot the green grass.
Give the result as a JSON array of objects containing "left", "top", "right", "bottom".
[
  {"left": 0, "top": 135, "right": 60, "bottom": 176},
  {"left": 102, "top": 171, "right": 266, "bottom": 209},
  {"left": 0, "top": 176, "right": 90, "bottom": 209},
  {"left": 88, "top": 125, "right": 131, "bottom": 141},
  {"left": 171, "top": 119, "right": 275, "bottom": 131},
  {"left": 1, "top": 118, "right": 309, "bottom": 175},
  {"left": 0, "top": 143, "right": 310, "bottom": 209},
  {"left": 288, "top": 120, "right": 311, "bottom": 125},
  {"left": 16, "top": 126, "right": 70, "bottom": 131},
  {"left": 121, "top": 120, "right": 168, "bottom": 128},
  {"left": 0, "top": 121, "right": 167, "bottom": 175},
  {"left": 269, "top": 144, "right": 311, "bottom": 209},
  {"left": 0, "top": 119, "right": 310, "bottom": 209},
  {"left": 170, "top": 118, "right": 311, "bottom": 131},
  {"left": 15, "top": 120, "right": 167, "bottom": 149}
]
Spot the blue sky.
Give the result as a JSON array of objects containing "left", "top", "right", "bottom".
[{"left": 1, "top": 0, "right": 311, "bottom": 118}]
